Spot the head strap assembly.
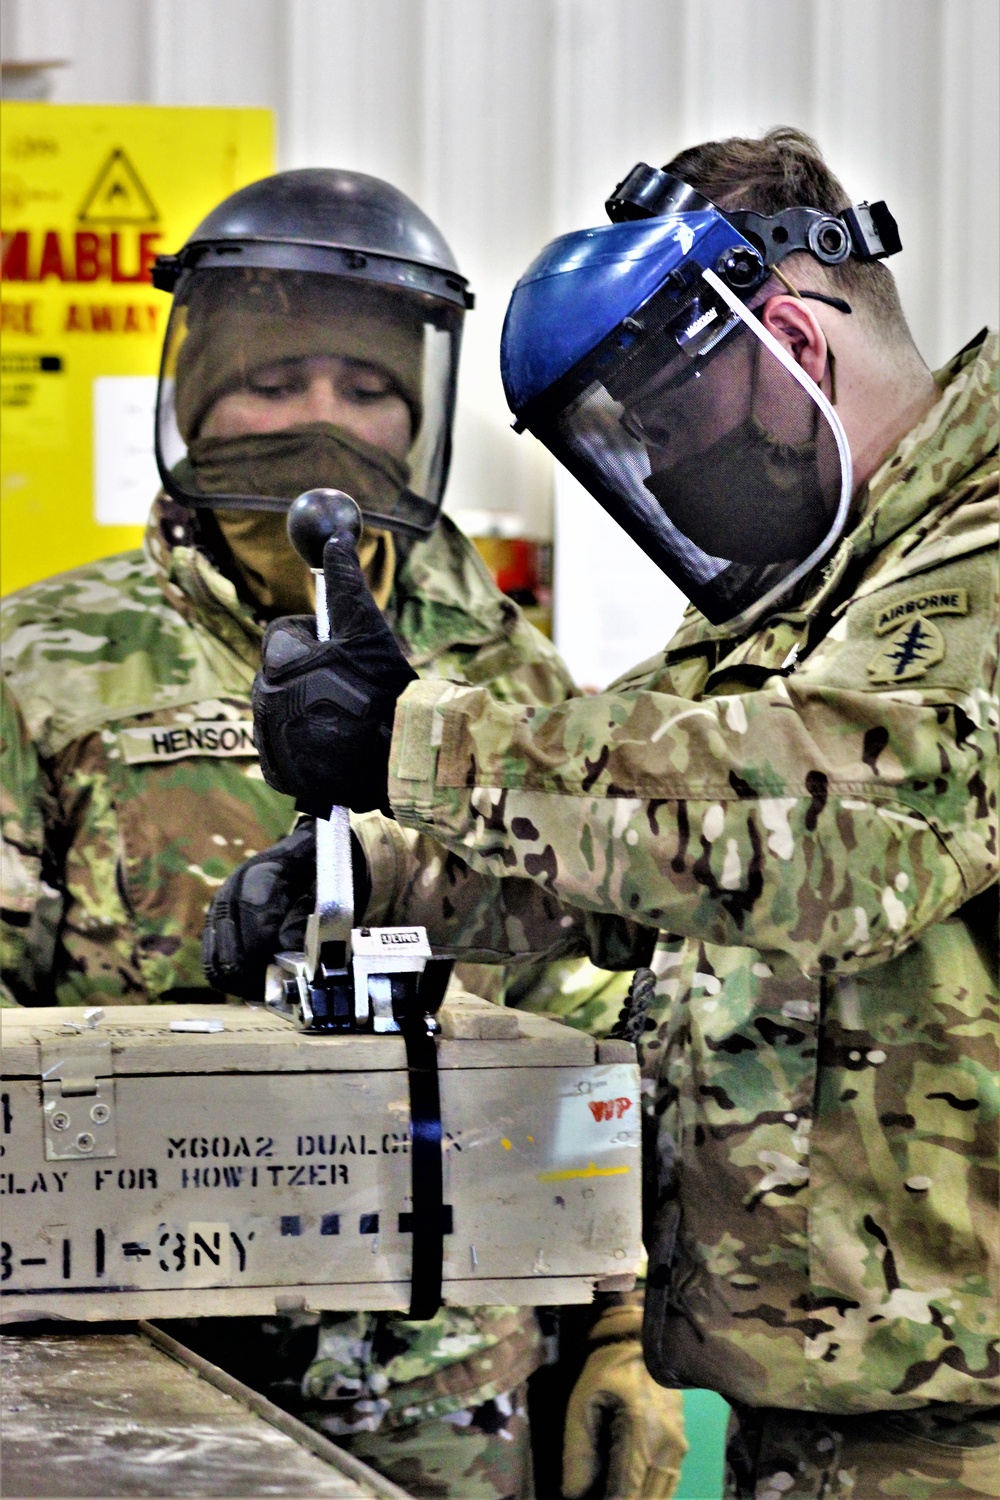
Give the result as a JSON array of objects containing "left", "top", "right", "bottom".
[{"left": 605, "top": 162, "right": 901, "bottom": 295}]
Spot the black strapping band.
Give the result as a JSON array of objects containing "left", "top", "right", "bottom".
[
  {"left": 401, "top": 1014, "right": 443, "bottom": 1320},
  {"left": 399, "top": 959, "right": 452, "bottom": 1320},
  {"left": 401, "top": 1014, "right": 444, "bottom": 1319}
]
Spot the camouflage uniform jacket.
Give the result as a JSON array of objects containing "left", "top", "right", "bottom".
[
  {"left": 364, "top": 331, "right": 999, "bottom": 1415},
  {"left": 0, "top": 502, "right": 576, "bottom": 1423},
  {"left": 1, "top": 504, "right": 574, "bottom": 1008}
]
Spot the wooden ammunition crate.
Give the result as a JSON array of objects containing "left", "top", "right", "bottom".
[{"left": 0, "top": 995, "right": 641, "bottom": 1322}]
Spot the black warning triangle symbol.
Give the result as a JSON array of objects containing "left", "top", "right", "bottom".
[{"left": 78, "top": 148, "right": 159, "bottom": 225}]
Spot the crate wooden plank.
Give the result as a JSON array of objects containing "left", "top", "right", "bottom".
[
  {"left": 0, "top": 1275, "right": 605, "bottom": 1321},
  {"left": 1, "top": 1007, "right": 405, "bottom": 1077},
  {"left": 1, "top": 999, "right": 595, "bottom": 1075}
]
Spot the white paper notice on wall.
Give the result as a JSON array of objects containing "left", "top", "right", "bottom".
[
  {"left": 553, "top": 469, "right": 687, "bottom": 691},
  {"left": 93, "top": 376, "right": 159, "bottom": 526}
]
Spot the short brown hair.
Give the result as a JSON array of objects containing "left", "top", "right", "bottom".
[{"left": 664, "top": 126, "right": 911, "bottom": 344}]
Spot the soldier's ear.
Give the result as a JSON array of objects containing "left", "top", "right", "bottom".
[{"left": 760, "top": 295, "right": 829, "bottom": 389}]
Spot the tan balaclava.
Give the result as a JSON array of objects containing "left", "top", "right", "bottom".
[
  {"left": 170, "top": 270, "right": 423, "bottom": 616},
  {"left": 211, "top": 509, "right": 396, "bottom": 617}
]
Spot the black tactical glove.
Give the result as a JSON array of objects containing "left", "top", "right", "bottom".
[
  {"left": 201, "top": 819, "right": 372, "bottom": 1001},
  {"left": 252, "top": 529, "right": 417, "bottom": 818}
]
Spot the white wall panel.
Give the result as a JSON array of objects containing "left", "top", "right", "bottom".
[
  {"left": 6, "top": 0, "right": 995, "bottom": 357},
  {"left": 418, "top": 0, "right": 556, "bottom": 526},
  {"left": 552, "top": 0, "right": 683, "bottom": 231},
  {"left": 937, "top": 0, "right": 1000, "bottom": 362},
  {"left": 146, "top": 0, "right": 285, "bottom": 110},
  {"left": 553, "top": 470, "right": 688, "bottom": 692},
  {"left": 283, "top": 0, "right": 423, "bottom": 189},
  {"left": 3, "top": 0, "right": 995, "bottom": 681},
  {"left": 2, "top": 0, "right": 149, "bottom": 102},
  {"left": 680, "top": 0, "right": 814, "bottom": 147}
]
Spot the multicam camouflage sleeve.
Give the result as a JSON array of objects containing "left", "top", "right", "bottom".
[
  {"left": 0, "top": 681, "right": 53, "bottom": 1006},
  {"left": 354, "top": 812, "right": 656, "bottom": 971},
  {"left": 380, "top": 335, "right": 999, "bottom": 978},
  {"left": 383, "top": 633, "right": 996, "bottom": 973},
  {"left": 367, "top": 333, "right": 999, "bottom": 1416},
  {"left": 0, "top": 510, "right": 582, "bottom": 1008}
]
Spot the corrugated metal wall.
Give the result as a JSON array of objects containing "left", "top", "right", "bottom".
[{"left": 4, "top": 0, "right": 996, "bottom": 677}]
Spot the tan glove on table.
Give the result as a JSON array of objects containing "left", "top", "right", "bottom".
[{"left": 562, "top": 1303, "right": 687, "bottom": 1500}]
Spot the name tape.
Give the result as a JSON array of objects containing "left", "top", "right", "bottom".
[{"left": 119, "top": 721, "right": 256, "bottom": 765}]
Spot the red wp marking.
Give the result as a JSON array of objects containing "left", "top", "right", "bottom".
[{"left": 588, "top": 1097, "right": 633, "bottom": 1122}]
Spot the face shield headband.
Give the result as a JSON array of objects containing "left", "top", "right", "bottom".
[
  {"left": 522, "top": 266, "right": 852, "bottom": 629},
  {"left": 154, "top": 263, "right": 464, "bottom": 538},
  {"left": 606, "top": 162, "right": 902, "bottom": 276}
]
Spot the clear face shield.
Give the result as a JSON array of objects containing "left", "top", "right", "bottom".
[
  {"left": 535, "top": 267, "right": 852, "bottom": 627},
  {"left": 155, "top": 266, "right": 463, "bottom": 537}
]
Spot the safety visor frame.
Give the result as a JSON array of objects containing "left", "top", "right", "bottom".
[
  {"left": 154, "top": 255, "right": 466, "bottom": 537},
  {"left": 517, "top": 265, "right": 852, "bottom": 630},
  {"left": 154, "top": 237, "right": 474, "bottom": 309}
]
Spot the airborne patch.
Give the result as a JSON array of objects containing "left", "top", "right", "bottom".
[
  {"left": 867, "top": 618, "right": 945, "bottom": 683},
  {"left": 874, "top": 588, "right": 967, "bottom": 636}
]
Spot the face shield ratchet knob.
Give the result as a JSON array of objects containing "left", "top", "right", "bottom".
[{"left": 717, "top": 245, "right": 766, "bottom": 291}]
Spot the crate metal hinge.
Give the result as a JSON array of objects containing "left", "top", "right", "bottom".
[{"left": 40, "top": 1038, "right": 117, "bottom": 1160}]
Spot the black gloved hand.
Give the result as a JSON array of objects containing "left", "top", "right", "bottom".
[
  {"left": 201, "top": 819, "right": 372, "bottom": 1001},
  {"left": 252, "top": 529, "right": 417, "bottom": 818},
  {"left": 201, "top": 818, "right": 316, "bottom": 1001}
]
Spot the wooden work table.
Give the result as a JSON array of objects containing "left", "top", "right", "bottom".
[{"left": 1, "top": 1320, "right": 411, "bottom": 1498}]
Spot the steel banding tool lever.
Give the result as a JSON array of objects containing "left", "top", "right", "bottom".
[
  {"left": 287, "top": 488, "right": 361, "bottom": 1020},
  {"left": 269, "top": 489, "right": 451, "bottom": 1316},
  {"left": 267, "top": 488, "right": 454, "bottom": 1036}
]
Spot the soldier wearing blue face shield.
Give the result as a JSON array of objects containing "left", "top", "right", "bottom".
[
  {"left": 499, "top": 157, "right": 872, "bottom": 627},
  {"left": 220, "top": 128, "right": 998, "bottom": 1500}
]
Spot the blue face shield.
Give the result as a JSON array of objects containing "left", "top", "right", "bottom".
[{"left": 501, "top": 203, "right": 854, "bottom": 628}]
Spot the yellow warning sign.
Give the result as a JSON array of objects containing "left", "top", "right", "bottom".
[
  {"left": 1, "top": 103, "right": 274, "bottom": 595},
  {"left": 79, "top": 147, "right": 160, "bottom": 224}
]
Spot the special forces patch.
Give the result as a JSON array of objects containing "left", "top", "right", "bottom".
[{"left": 868, "top": 616, "right": 946, "bottom": 682}]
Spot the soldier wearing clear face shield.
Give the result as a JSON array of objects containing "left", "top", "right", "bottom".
[
  {"left": 2, "top": 168, "right": 678, "bottom": 1500},
  {"left": 233, "top": 130, "right": 998, "bottom": 1499}
]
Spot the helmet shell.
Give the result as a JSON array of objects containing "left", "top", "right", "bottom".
[{"left": 153, "top": 168, "right": 473, "bottom": 309}]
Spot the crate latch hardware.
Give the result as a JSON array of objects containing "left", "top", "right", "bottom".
[{"left": 40, "top": 1039, "right": 117, "bottom": 1160}]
